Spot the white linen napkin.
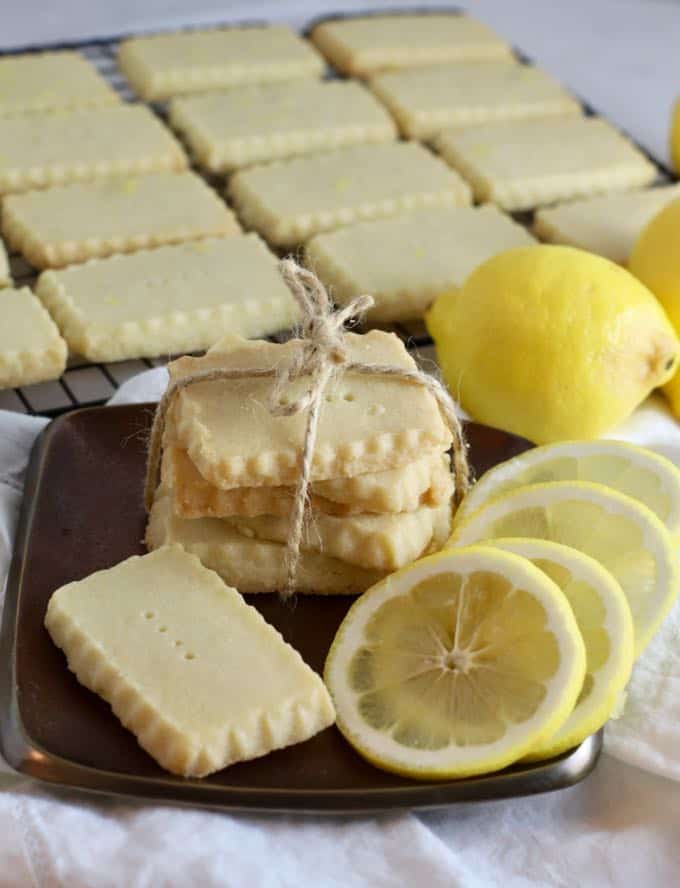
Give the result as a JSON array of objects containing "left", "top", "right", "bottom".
[{"left": 601, "top": 396, "right": 680, "bottom": 779}]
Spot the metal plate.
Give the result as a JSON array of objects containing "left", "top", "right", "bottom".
[{"left": 0, "top": 405, "right": 602, "bottom": 813}]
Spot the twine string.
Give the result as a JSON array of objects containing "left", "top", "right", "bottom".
[{"left": 144, "top": 258, "right": 470, "bottom": 599}]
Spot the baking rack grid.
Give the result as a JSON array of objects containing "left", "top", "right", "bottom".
[
  {"left": 0, "top": 17, "right": 673, "bottom": 418},
  {"left": 0, "top": 40, "right": 162, "bottom": 418}
]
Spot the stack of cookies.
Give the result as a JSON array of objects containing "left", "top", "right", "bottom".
[{"left": 146, "top": 330, "right": 454, "bottom": 595}]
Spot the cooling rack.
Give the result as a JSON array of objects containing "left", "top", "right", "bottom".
[{"left": 0, "top": 12, "right": 674, "bottom": 417}]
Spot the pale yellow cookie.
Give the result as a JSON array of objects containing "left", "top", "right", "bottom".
[
  {"left": 45, "top": 545, "right": 335, "bottom": 777},
  {"left": 228, "top": 141, "right": 471, "bottom": 247},
  {"left": 169, "top": 331, "right": 452, "bottom": 489},
  {"left": 534, "top": 184, "right": 680, "bottom": 264},
  {"left": 313, "top": 453, "right": 452, "bottom": 512},
  {"left": 0, "top": 51, "right": 120, "bottom": 117},
  {"left": 146, "top": 491, "right": 386, "bottom": 595},
  {"left": 0, "top": 104, "right": 187, "bottom": 196},
  {"left": 227, "top": 502, "right": 451, "bottom": 571},
  {"left": 0, "top": 240, "right": 10, "bottom": 288},
  {"left": 0, "top": 287, "right": 67, "bottom": 389},
  {"left": 169, "top": 79, "right": 396, "bottom": 173},
  {"left": 310, "top": 14, "right": 512, "bottom": 77},
  {"left": 433, "top": 117, "right": 658, "bottom": 211},
  {"left": 306, "top": 205, "right": 535, "bottom": 322},
  {"left": 119, "top": 25, "right": 324, "bottom": 101},
  {"left": 370, "top": 61, "right": 580, "bottom": 139},
  {"left": 164, "top": 448, "right": 453, "bottom": 518},
  {"left": 2, "top": 171, "right": 239, "bottom": 269},
  {"left": 35, "top": 234, "right": 297, "bottom": 362}
]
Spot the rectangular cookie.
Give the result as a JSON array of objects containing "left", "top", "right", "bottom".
[
  {"left": 0, "top": 104, "right": 187, "bottom": 196},
  {"left": 228, "top": 141, "right": 471, "bottom": 247},
  {"left": 3, "top": 171, "right": 239, "bottom": 269},
  {"left": 310, "top": 14, "right": 513, "bottom": 77},
  {"left": 226, "top": 503, "right": 451, "bottom": 571},
  {"left": 0, "top": 287, "right": 67, "bottom": 389},
  {"left": 169, "top": 79, "right": 396, "bottom": 173},
  {"left": 433, "top": 117, "right": 659, "bottom": 211},
  {"left": 0, "top": 240, "right": 10, "bottom": 287},
  {"left": 147, "top": 489, "right": 386, "bottom": 595},
  {"left": 306, "top": 205, "right": 536, "bottom": 323},
  {"left": 0, "top": 51, "right": 120, "bottom": 117},
  {"left": 169, "top": 331, "right": 452, "bottom": 489},
  {"left": 370, "top": 61, "right": 580, "bottom": 139},
  {"left": 119, "top": 25, "right": 324, "bottom": 101},
  {"left": 45, "top": 545, "right": 335, "bottom": 777},
  {"left": 35, "top": 234, "right": 297, "bottom": 362},
  {"left": 163, "top": 447, "right": 453, "bottom": 518},
  {"left": 534, "top": 184, "right": 680, "bottom": 264}
]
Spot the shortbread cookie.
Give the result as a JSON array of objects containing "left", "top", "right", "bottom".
[
  {"left": 0, "top": 51, "right": 120, "bottom": 117},
  {"left": 228, "top": 142, "right": 471, "bottom": 247},
  {"left": 0, "top": 104, "right": 187, "bottom": 196},
  {"left": 306, "top": 205, "right": 535, "bottom": 322},
  {"left": 370, "top": 61, "right": 580, "bottom": 139},
  {"left": 534, "top": 184, "right": 680, "bottom": 264},
  {"left": 310, "top": 14, "right": 512, "bottom": 77},
  {"left": 0, "top": 240, "right": 10, "bottom": 287},
  {"left": 119, "top": 25, "right": 324, "bottom": 101},
  {"left": 169, "top": 80, "right": 396, "bottom": 173},
  {"left": 3, "top": 171, "right": 239, "bottom": 269},
  {"left": 169, "top": 331, "right": 452, "bottom": 489},
  {"left": 147, "top": 491, "right": 386, "bottom": 595},
  {"left": 0, "top": 287, "right": 67, "bottom": 389},
  {"left": 227, "top": 502, "right": 451, "bottom": 571},
  {"left": 35, "top": 234, "right": 297, "bottom": 361},
  {"left": 45, "top": 546, "right": 335, "bottom": 777},
  {"left": 164, "top": 448, "right": 453, "bottom": 518},
  {"left": 313, "top": 453, "right": 452, "bottom": 512},
  {"left": 433, "top": 117, "right": 658, "bottom": 211}
]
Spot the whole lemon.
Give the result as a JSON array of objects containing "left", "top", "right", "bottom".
[
  {"left": 426, "top": 245, "right": 679, "bottom": 444},
  {"left": 629, "top": 196, "right": 680, "bottom": 414}
]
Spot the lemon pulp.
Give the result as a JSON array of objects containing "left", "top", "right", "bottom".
[
  {"left": 455, "top": 439, "right": 680, "bottom": 542},
  {"left": 325, "top": 546, "right": 585, "bottom": 778},
  {"left": 450, "top": 481, "right": 679, "bottom": 656},
  {"left": 486, "top": 538, "right": 634, "bottom": 759}
]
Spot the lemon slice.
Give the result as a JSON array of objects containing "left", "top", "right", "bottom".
[
  {"left": 450, "top": 481, "right": 679, "bottom": 656},
  {"left": 454, "top": 440, "right": 680, "bottom": 541},
  {"left": 324, "top": 546, "right": 586, "bottom": 779},
  {"left": 484, "top": 539, "right": 634, "bottom": 759}
]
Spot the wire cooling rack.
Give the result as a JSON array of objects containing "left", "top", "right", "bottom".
[
  {"left": 0, "top": 40, "right": 162, "bottom": 418},
  {"left": 0, "top": 31, "right": 443, "bottom": 418},
  {"left": 0, "top": 16, "right": 674, "bottom": 417}
]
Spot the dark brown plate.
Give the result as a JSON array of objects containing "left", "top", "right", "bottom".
[{"left": 0, "top": 405, "right": 601, "bottom": 813}]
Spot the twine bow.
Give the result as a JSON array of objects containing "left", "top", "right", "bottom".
[{"left": 144, "top": 259, "right": 470, "bottom": 599}]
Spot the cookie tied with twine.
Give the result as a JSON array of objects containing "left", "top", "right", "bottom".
[{"left": 144, "top": 259, "right": 470, "bottom": 598}]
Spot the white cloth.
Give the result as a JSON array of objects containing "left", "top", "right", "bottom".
[{"left": 3, "top": 373, "right": 680, "bottom": 886}]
